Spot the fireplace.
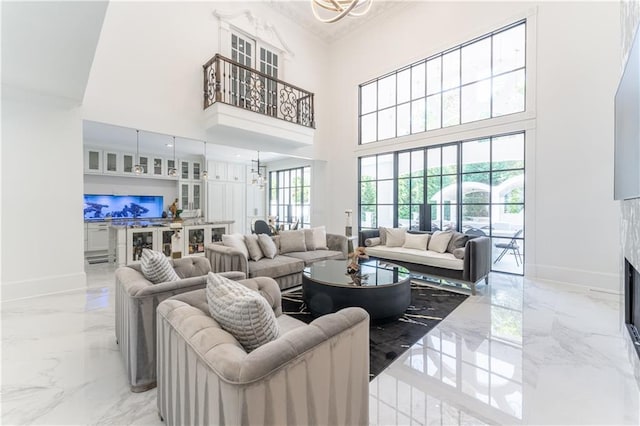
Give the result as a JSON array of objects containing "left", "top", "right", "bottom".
[{"left": 624, "top": 259, "right": 640, "bottom": 359}]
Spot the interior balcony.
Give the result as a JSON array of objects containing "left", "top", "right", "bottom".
[{"left": 202, "top": 54, "right": 315, "bottom": 153}]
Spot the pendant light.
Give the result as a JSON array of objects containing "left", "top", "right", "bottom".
[
  {"left": 251, "top": 151, "right": 266, "bottom": 190},
  {"left": 133, "top": 130, "right": 143, "bottom": 175},
  {"left": 202, "top": 141, "right": 209, "bottom": 180},
  {"left": 168, "top": 136, "right": 177, "bottom": 177}
]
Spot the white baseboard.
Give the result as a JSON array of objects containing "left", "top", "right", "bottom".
[
  {"left": 527, "top": 263, "right": 620, "bottom": 294},
  {"left": 1, "top": 272, "right": 87, "bottom": 301}
]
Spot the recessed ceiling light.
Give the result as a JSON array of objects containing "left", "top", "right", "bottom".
[{"left": 166, "top": 143, "right": 173, "bottom": 148}]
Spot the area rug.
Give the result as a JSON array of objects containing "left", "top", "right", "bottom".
[{"left": 281, "top": 283, "right": 468, "bottom": 380}]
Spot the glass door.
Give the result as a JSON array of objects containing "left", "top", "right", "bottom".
[
  {"left": 160, "top": 228, "right": 174, "bottom": 258},
  {"left": 128, "top": 229, "right": 154, "bottom": 263},
  {"left": 259, "top": 47, "right": 278, "bottom": 116},
  {"left": 187, "top": 227, "right": 205, "bottom": 255},
  {"left": 231, "top": 33, "right": 254, "bottom": 109}
]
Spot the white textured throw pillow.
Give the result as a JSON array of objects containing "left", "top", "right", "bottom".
[
  {"left": 364, "top": 237, "right": 381, "bottom": 247},
  {"left": 257, "top": 234, "right": 278, "bottom": 259},
  {"left": 140, "top": 249, "right": 179, "bottom": 284},
  {"left": 403, "top": 233, "right": 430, "bottom": 250},
  {"left": 312, "top": 226, "right": 328, "bottom": 250},
  {"left": 244, "top": 234, "right": 264, "bottom": 261},
  {"left": 222, "top": 234, "right": 249, "bottom": 259},
  {"left": 385, "top": 228, "right": 407, "bottom": 247},
  {"left": 206, "top": 273, "right": 280, "bottom": 352},
  {"left": 428, "top": 231, "right": 454, "bottom": 253}
]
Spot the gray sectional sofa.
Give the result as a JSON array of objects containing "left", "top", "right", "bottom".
[
  {"left": 360, "top": 228, "right": 491, "bottom": 295},
  {"left": 205, "top": 230, "right": 348, "bottom": 290}
]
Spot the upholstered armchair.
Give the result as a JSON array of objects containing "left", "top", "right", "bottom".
[
  {"left": 156, "top": 276, "right": 370, "bottom": 426},
  {"left": 115, "top": 256, "right": 245, "bottom": 392}
]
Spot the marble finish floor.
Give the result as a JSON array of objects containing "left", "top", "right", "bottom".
[{"left": 2, "top": 263, "right": 639, "bottom": 425}]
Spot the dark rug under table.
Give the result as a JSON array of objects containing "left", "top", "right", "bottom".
[{"left": 281, "top": 283, "right": 468, "bottom": 380}]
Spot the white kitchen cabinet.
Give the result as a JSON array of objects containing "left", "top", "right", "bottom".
[
  {"left": 152, "top": 156, "right": 164, "bottom": 176},
  {"left": 207, "top": 182, "right": 245, "bottom": 233},
  {"left": 103, "top": 151, "right": 120, "bottom": 174},
  {"left": 227, "top": 163, "right": 246, "bottom": 183},
  {"left": 87, "top": 222, "right": 110, "bottom": 251},
  {"left": 208, "top": 161, "right": 228, "bottom": 181},
  {"left": 84, "top": 149, "right": 103, "bottom": 173},
  {"left": 179, "top": 181, "right": 203, "bottom": 211},
  {"left": 122, "top": 153, "right": 135, "bottom": 174},
  {"left": 180, "top": 159, "right": 203, "bottom": 181}
]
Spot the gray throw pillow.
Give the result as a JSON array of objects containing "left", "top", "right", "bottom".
[
  {"left": 140, "top": 249, "right": 179, "bottom": 284},
  {"left": 303, "top": 229, "right": 316, "bottom": 251},
  {"left": 378, "top": 226, "right": 387, "bottom": 245},
  {"left": 453, "top": 247, "right": 466, "bottom": 259},
  {"left": 206, "top": 273, "right": 280, "bottom": 352},
  {"left": 447, "top": 232, "right": 469, "bottom": 253},
  {"left": 279, "top": 230, "right": 307, "bottom": 254},
  {"left": 244, "top": 234, "right": 264, "bottom": 261},
  {"left": 257, "top": 234, "right": 278, "bottom": 259}
]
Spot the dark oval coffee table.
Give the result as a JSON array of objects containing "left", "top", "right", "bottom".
[{"left": 302, "top": 259, "right": 411, "bottom": 320}]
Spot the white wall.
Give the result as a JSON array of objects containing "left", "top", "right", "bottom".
[
  {"left": 1, "top": 96, "right": 86, "bottom": 300},
  {"left": 319, "top": 1, "right": 621, "bottom": 291},
  {"left": 82, "top": 1, "right": 330, "bottom": 149}
]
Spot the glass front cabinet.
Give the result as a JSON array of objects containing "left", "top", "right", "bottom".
[
  {"left": 127, "top": 229, "right": 156, "bottom": 264},
  {"left": 124, "top": 224, "right": 229, "bottom": 264}
]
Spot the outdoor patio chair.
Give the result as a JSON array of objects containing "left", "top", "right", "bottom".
[{"left": 494, "top": 229, "right": 523, "bottom": 266}]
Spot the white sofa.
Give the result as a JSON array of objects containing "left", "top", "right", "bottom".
[{"left": 360, "top": 229, "right": 492, "bottom": 295}]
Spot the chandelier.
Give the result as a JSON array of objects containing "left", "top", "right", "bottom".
[
  {"left": 311, "top": 0, "right": 373, "bottom": 23},
  {"left": 251, "top": 151, "right": 266, "bottom": 190}
]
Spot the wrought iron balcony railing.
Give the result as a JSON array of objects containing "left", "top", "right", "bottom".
[{"left": 203, "top": 54, "right": 315, "bottom": 129}]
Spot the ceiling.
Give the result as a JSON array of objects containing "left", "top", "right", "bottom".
[
  {"left": 83, "top": 120, "right": 284, "bottom": 164},
  {"left": 269, "top": 0, "right": 408, "bottom": 43},
  {"left": 1, "top": 1, "right": 108, "bottom": 104}
]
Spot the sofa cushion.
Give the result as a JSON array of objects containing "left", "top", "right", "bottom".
[
  {"left": 428, "top": 231, "right": 453, "bottom": 253},
  {"left": 366, "top": 245, "right": 464, "bottom": 270},
  {"left": 244, "top": 234, "right": 264, "bottom": 261},
  {"left": 258, "top": 234, "right": 278, "bottom": 259},
  {"left": 402, "top": 233, "right": 430, "bottom": 250},
  {"left": 279, "top": 230, "right": 307, "bottom": 254},
  {"left": 140, "top": 249, "right": 179, "bottom": 284},
  {"left": 447, "top": 232, "right": 469, "bottom": 253},
  {"left": 222, "top": 234, "right": 249, "bottom": 259},
  {"left": 285, "top": 250, "right": 345, "bottom": 266},
  {"left": 311, "top": 226, "right": 328, "bottom": 250},
  {"left": 206, "top": 273, "right": 280, "bottom": 352},
  {"left": 385, "top": 228, "right": 407, "bottom": 247},
  {"left": 248, "top": 256, "right": 305, "bottom": 279}
]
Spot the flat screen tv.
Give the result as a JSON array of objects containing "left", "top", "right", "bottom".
[
  {"left": 84, "top": 194, "right": 164, "bottom": 220},
  {"left": 615, "top": 26, "right": 640, "bottom": 200}
]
